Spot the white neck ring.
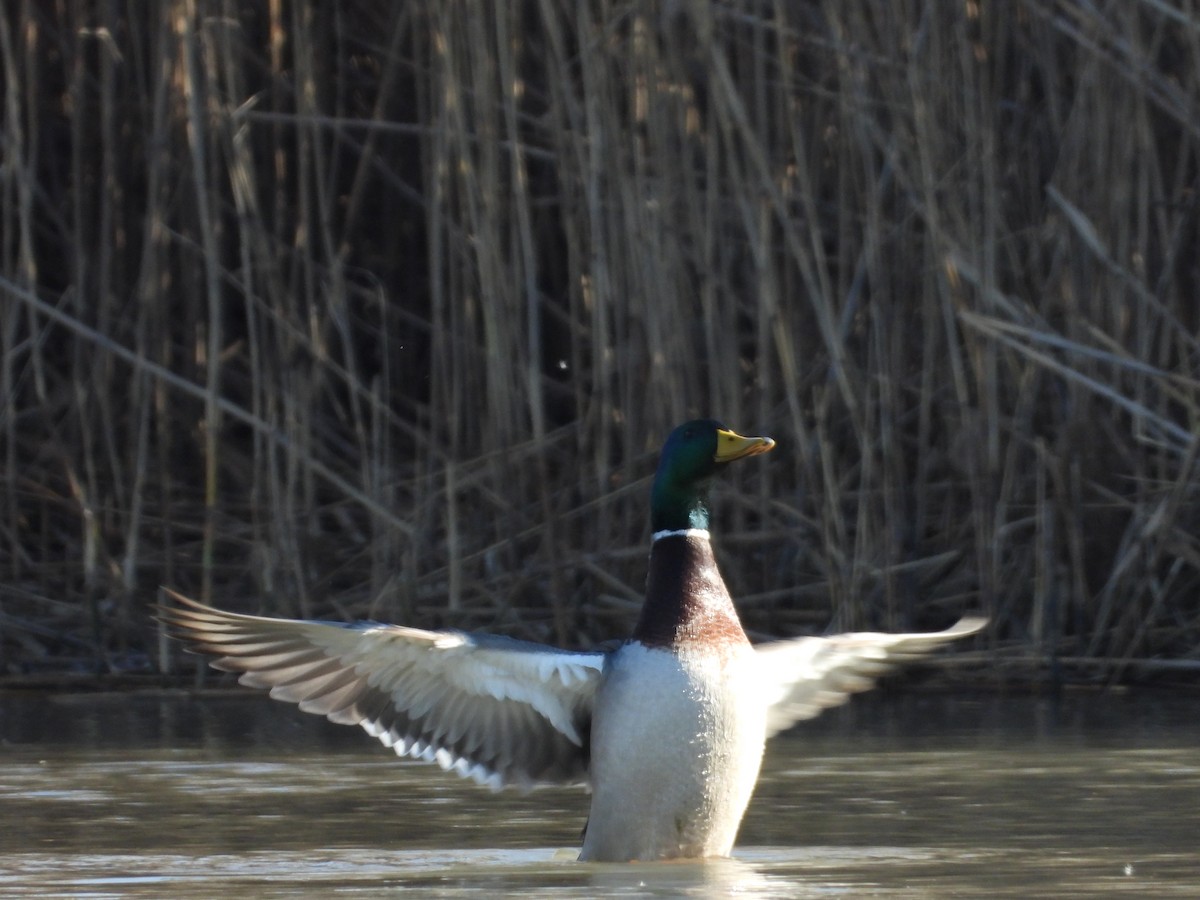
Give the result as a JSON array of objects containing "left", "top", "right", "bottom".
[{"left": 651, "top": 528, "right": 711, "bottom": 543}]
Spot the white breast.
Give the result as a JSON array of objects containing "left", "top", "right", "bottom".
[{"left": 579, "top": 642, "right": 768, "bottom": 861}]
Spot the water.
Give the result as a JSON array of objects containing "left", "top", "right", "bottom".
[{"left": 1, "top": 690, "right": 1197, "bottom": 897}]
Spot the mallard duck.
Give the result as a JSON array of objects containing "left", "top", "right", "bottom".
[{"left": 160, "top": 420, "right": 984, "bottom": 862}]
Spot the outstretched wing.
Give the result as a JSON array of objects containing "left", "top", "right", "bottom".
[
  {"left": 755, "top": 617, "right": 986, "bottom": 738},
  {"left": 158, "top": 592, "right": 607, "bottom": 789}
]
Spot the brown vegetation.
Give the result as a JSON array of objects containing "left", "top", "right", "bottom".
[{"left": 2, "top": 2, "right": 1199, "bottom": 684}]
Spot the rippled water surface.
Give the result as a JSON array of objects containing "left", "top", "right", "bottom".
[{"left": 1, "top": 690, "right": 1197, "bottom": 897}]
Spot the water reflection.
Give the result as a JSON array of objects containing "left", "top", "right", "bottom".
[{"left": 1, "top": 691, "right": 1198, "bottom": 896}]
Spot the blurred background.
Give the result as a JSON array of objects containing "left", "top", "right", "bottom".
[{"left": 2, "top": 1, "right": 1198, "bottom": 684}]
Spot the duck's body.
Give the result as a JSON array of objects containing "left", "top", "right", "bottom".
[
  {"left": 584, "top": 529, "right": 767, "bottom": 860},
  {"left": 585, "top": 636, "right": 765, "bottom": 860},
  {"left": 161, "top": 421, "right": 985, "bottom": 862}
]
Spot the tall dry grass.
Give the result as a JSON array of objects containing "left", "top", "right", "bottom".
[{"left": 1, "top": 1, "right": 1198, "bottom": 682}]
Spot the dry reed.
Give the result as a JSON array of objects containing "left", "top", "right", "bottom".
[{"left": 1, "top": 1, "right": 1198, "bottom": 684}]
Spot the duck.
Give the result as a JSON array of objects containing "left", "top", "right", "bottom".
[{"left": 159, "top": 419, "right": 985, "bottom": 862}]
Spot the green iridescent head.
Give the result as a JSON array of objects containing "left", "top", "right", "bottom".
[{"left": 649, "top": 420, "right": 775, "bottom": 533}]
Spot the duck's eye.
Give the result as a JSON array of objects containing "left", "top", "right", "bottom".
[{"left": 683, "top": 428, "right": 694, "bottom": 439}]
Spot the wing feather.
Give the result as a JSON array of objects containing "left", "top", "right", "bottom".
[
  {"left": 159, "top": 592, "right": 606, "bottom": 789},
  {"left": 756, "top": 616, "right": 985, "bottom": 737}
]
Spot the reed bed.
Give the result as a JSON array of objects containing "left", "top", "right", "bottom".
[{"left": 1, "top": 1, "right": 1198, "bottom": 684}]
